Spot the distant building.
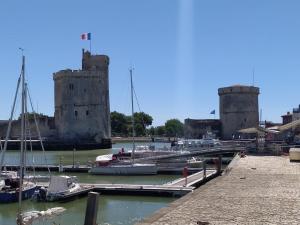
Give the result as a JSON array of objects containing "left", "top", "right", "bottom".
[
  {"left": 218, "top": 85, "right": 259, "bottom": 139},
  {"left": 281, "top": 112, "right": 292, "bottom": 125},
  {"left": 292, "top": 105, "right": 300, "bottom": 121},
  {"left": 281, "top": 105, "right": 300, "bottom": 125},
  {"left": 184, "top": 118, "right": 221, "bottom": 139},
  {"left": 264, "top": 121, "right": 282, "bottom": 128}
]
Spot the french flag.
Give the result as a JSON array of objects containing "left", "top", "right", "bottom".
[{"left": 81, "top": 33, "right": 91, "bottom": 40}]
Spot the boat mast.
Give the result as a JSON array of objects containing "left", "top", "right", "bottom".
[
  {"left": 18, "top": 54, "right": 26, "bottom": 217},
  {"left": 130, "top": 68, "right": 135, "bottom": 163},
  {"left": 0, "top": 74, "right": 21, "bottom": 173}
]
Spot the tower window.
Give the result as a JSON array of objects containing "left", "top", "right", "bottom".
[
  {"left": 69, "top": 83, "right": 74, "bottom": 90},
  {"left": 86, "top": 110, "right": 89, "bottom": 116},
  {"left": 74, "top": 110, "right": 78, "bottom": 117}
]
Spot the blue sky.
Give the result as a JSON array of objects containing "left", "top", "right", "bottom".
[{"left": 0, "top": 0, "right": 299, "bottom": 126}]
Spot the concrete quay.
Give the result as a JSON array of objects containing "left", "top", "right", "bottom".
[{"left": 137, "top": 155, "right": 300, "bottom": 225}]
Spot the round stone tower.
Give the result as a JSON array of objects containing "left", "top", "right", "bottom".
[
  {"left": 53, "top": 50, "right": 111, "bottom": 144},
  {"left": 218, "top": 85, "right": 259, "bottom": 139}
]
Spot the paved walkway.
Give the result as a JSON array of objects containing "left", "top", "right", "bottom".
[{"left": 137, "top": 155, "right": 300, "bottom": 225}]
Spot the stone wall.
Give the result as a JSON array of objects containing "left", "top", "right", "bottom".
[
  {"left": 0, "top": 115, "right": 56, "bottom": 140},
  {"left": 184, "top": 119, "right": 221, "bottom": 139}
]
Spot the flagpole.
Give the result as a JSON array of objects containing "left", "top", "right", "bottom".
[{"left": 89, "top": 39, "right": 92, "bottom": 53}]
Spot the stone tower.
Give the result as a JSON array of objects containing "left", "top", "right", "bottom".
[
  {"left": 218, "top": 85, "right": 259, "bottom": 139},
  {"left": 53, "top": 50, "right": 111, "bottom": 145}
]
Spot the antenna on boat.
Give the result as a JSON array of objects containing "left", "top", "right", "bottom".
[
  {"left": 130, "top": 67, "right": 135, "bottom": 163},
  {"left": 252, "top": 67, "right": 255, "bottom": 86}
]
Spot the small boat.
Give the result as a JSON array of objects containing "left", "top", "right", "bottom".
[
  {"left": 18, "top": 207, "right": 66, "bottom": 225},
  {"left": 0, "top": 170, "right": 36, "bottom": 203},
  {"left": 0, "top": 179, "right": 36, "bottom": 203},
  {"left": 33, "top": 175, "right": 81, "bottom": 202},
  {"left": 187, "top": 157, "right": 202, "bottom": 168}
]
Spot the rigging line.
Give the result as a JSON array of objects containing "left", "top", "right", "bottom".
[
  {"left": 0, "top": 73, "right": 21, "bottom": 173},
  {"left": 132, "top": 86, "right": 147, "bottom": 130},
  {"left": 25, "top": 83, "right": 36, "bottom": 181},
  {"left": 26, "top": 84, "right": 51, "bottom": 175},
  {"left": 24, "top": 87, "right": 28, "bottom": 179}
]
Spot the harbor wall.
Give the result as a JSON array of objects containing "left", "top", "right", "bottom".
[{"left": 184, "top": 119, "right": 221, "bottom": 139}]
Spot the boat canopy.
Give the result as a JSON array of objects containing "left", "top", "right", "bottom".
[
  {"left": 0, "top": 171, "right": 18, "bottom": 179},
  {"left": 278, "top": 119, "right": 300, "bottom": 132},
  {"left": 48, "top": 176, "right": 73, "bottom": 193},
  {"left": 0, "top": 180, "right": 4, "bottom": 190},
  {"left": 95, "top": 154, "right": 113, "bottom": 162},
  {"left": 238, "top": 127, "right": 268, "bottom": 134}
]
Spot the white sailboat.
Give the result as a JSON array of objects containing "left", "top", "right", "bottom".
[
  {"left": 0, "top": 52, "right": 68, "bottom": 225},
  {"left": 90, "top": 68, "right": 157, "bottom": 175},
  {"left": 0, "top": 54, "right": 36, "bottom": 204}
]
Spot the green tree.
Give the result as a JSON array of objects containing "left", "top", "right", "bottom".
[
  {"left": 133, "top": 112, "right": 153, "bottom": 127},
  {"left": 110, "top": 111, "right": 129, "bottom": 136},
  {"left": 148, "top": 126, "right": 155, "bottom": 136},
  {"left": 128, "top": 112, "right": 153, "bottom": 136},
  {"left": 156, "top": 126, "right": 166, "bottom": 136},
  {"left": 165, "top": 119, "right": 183, "bottom": 137}
]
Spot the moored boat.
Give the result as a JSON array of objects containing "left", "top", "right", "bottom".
[
  {"left": 0, "top": 54, "right": 37, "bottom": 204},
  {"left": 0, "top": 180, "right": 36, "bottom": 203},
  {"left": 33, "top": 175, "right": 81, "bottom": 202}
]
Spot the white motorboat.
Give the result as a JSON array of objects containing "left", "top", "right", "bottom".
[
  {"left": 33, "top": 175, "right": 81, "bottom": 202},
  {"left": 187, "top": 157, "right": 202, "bottom": 168}
]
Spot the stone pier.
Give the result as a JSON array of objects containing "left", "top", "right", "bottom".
[{"left": 137, "top": 155, "right": 300, "bottom": 225}]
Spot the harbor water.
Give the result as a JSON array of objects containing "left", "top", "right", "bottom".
[{"left": 0, "top": 142, "right": 179, "bottom": 225}]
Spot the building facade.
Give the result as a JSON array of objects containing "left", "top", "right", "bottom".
[
  {"left": 292, "top": 105, "right": 300, "bottom": 121},
  {"left": 281, "top": 112, "right": 293, "bottom": 125}
]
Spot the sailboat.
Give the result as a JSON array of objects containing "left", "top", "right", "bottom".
[
  {"left": 0, "top": 54, "right": 36, "bottom": 203},
  {"left": 90, "top": 68, "right": 157, "bottom": 175}
]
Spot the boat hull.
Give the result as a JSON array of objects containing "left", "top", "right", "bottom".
[
  {"left": 89, "top": 164, "right": 157, "bottom": 175},
  {"left": 0, "top": 184, "right": 36, "bottom": 203}
]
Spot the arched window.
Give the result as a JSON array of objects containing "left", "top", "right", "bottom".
[
  {"left": 69, "top": 83, "right": 74, "bottom": 90},
  {"left": 74, "top": 110, "right": 78, "bottom": 117}
]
